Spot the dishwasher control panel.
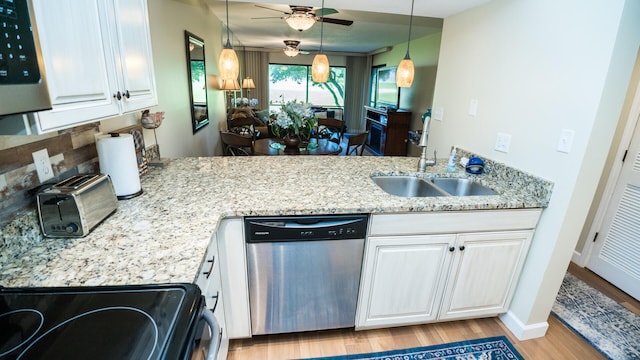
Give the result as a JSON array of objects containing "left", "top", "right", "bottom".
[{"left": 245, "top": 214, "right": 369, "bottom": 242}]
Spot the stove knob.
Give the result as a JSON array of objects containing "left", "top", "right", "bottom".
[{"left": 65, "top": 223, "right": 79, "bottom": 233}]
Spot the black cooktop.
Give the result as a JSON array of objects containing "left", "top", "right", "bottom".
[{"left": 0, "top": 283, "right": 202, "bottom": 360}]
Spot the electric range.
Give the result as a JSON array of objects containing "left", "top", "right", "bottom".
[{"left": 0, "top": 283, "right": 215, "bottom": 360}]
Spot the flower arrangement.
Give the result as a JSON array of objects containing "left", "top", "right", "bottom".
[
  {"left": 269, "top": 100, "right": 316, "bottom": 141},
  {"left": 235, "top": 97, "right": 259, "bottom": 107}
]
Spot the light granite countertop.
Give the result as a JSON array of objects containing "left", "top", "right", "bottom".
[{"left": 0, "top": 152, "right": 553, "bottom": 288}]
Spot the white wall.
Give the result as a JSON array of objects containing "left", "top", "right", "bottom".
[
  {"left": 141, "top": 0, "right": 227, "bottom": 157},
  {"left": 431, "top": 0, "right": 640, "bottom": 337}
]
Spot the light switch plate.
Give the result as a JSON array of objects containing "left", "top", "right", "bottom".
[
  {"left": 32, "top": 148, "right": 54, "bottom": 182},
  {"left": 557, "top": 129, "right": 575, "bottom": 153},
  {"left": 495, "top": 133, "right": 511, "bottom": 153},
  {"left": 432, "top": 107, "right": 444, "bottom": 122},
  {"left": 468, "top": 99, "right": 478, "bottom": 116}
]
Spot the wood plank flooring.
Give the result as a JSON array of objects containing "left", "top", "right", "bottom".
[{"left": 227, "top": 263, "right": 639, "bottom": 359}]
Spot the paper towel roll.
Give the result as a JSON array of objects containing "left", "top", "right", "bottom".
[{"left": 97, "top": 133, "right": 142, "bottom": 199}]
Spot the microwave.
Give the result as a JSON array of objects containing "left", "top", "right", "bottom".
[{"left": 0, "top": 0, "right": 51, "bottom": 116}]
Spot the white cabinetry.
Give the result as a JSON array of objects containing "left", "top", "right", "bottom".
[
  {"left": 32, "top": 0, "right": 157, "bottom": 133},
  {"left": 356, "top": 210, "right": 540, "bottom": 330},
  {"left": 216, "top": 218, "right": 252, "bottom": 339},
  {"left": 195, "top": 234, "right": 229, "bottom": 360}
]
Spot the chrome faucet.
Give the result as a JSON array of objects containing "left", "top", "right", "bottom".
[{"left": 417, "top": 116, "right": 436, "bottom": 172}]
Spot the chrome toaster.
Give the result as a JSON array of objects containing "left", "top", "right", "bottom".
[{"left": 37, "top": 174, "right": 118, "bottom": 237}]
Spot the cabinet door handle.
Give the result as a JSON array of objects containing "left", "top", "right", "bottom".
[
  {"left": 459, "top": 245, "right": 466, "bottom": 251},
  {"left": 113, "top": 91, "right": 122, "bottom": 100},
  {"left": 210, "top": 290, "right": 219, "bottom": 313},
  {"left": 449, "top": 246, "right": 455, "bottom": 252},
  {"left": 123, "top": 90, "right": 130, "bottom": 99},
  {"left": 203, "top": 256, "right": 215, "bottom": 279}
]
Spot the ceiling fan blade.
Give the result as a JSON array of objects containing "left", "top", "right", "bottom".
[
  {"left": 300, "top": 51, "right": 310, "bottom": 55},
  {"left": 315, "top": 8, "right": 338, "bottom": 17},
  {"left": 318, "top": 17, "right": 353, "bottom": 26},
  {"left": 252, "top": 16, "right": 284, "bottom": 20},
  {"left": 255, "top": 4, "right": 289, "bottom": 15}
]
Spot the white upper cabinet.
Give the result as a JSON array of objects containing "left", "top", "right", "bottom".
[{"left": 32, "top": 0, "right": 156, "bottom": 133}]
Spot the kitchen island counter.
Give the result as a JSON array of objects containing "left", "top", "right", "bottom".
[{"left": 1, "top": 153, "right": 552, "bottom": 288}]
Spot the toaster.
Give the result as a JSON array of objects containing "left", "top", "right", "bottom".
[{"left": 37, "top": 174, "right": 118, "bottom": 238}]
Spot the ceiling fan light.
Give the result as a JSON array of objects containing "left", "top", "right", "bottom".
[
  {"left": 219, "top": 46, "right": 239, "bottom": 81},
  {"left": 312, "top": 54, "right": 329, "bottom": 83},
  {"left": 283, "top": 47, "right": 300, "bottom": 57},
  {"left": 285, "top": 13, "right": 316, "bottom": 31}
]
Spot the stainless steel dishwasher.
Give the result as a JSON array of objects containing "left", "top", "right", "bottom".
[{"left": 245, "top": 214, "right": 368, "bottom": 335}]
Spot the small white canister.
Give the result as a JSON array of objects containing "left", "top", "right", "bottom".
[{"left": 97, "top": 133, "right": 143, "bottom": 199}]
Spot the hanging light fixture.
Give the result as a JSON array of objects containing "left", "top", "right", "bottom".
[
  {"left": 396, "top": 0, "right": 415, "bottom": 88},
  {"left": 311, "top": 0, "right": 329, "bottom": 83},
  {"left": 285, "top": 12, "right": 316, "bottom": 32},
  {"left": 218, "top": 0, "right": 239, "bottom": 81},
  {"left": 283, "top": 40, "right": 301, "bottom": 57}
]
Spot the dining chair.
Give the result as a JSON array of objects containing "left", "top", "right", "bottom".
[
  {"left": 346, "top": 131, "right": 369, "bottom": 156},
  {"left": 220, "top": 131, "right": 254, "bottom": 156},
  {"left": 317, "top": 118, "right": 345, "bottom": 144}
]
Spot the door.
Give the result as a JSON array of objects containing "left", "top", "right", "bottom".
[
  {"left": 110, "top": 0, "right": 157, "bottom": 112},
  {"left": 439, "top": 231, "right": 532, "bottom": 320},
  {"left": 588, "top": 115, "right": 640, "bottom": 301},
  {"left": 356, "top": 234, "right": 454, "bottom": 329},
  {"left": 32, "top": 0, "right": 120, "bottom": 131}
]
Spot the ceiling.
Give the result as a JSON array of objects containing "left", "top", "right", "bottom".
[{"left": 202, "top": 0, "right": 489, "bottom": 55}]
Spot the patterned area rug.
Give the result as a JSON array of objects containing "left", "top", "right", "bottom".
[
  {"left": 301, "top": 336, "right": 523, "bottom": 360},
  {"left": 552, "top": 272, "right": 640, "bottom": 360}
]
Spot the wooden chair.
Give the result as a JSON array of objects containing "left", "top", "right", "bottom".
[
  {"left": 346, "top": 131, "right": 369, "bottom": 156},
  {"left": 317, "top": 118, "right": 345, "bottom": 144},
  {"left": 220, "top": 131, "right": 254, "bottom": 156}
]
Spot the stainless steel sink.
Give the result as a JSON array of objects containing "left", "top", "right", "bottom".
[
  {"left": 430, "top": 178, "right": 496, "bottom": 196},
  {"left": 372, "top": 176, "right": 448, "bottom": 197}
]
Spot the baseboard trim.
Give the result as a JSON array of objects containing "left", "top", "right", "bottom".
[{"left": 499, "top": 311, "right": 549, "bottom": 340}]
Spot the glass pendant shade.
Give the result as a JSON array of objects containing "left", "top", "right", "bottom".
[
  {"left": 285, "top": 13, "right": 316, "bottom": 31},
  {"left": 396, "top": 57, "right": 415, "bottom": 88},
  {"left": 283, "top": 47, "right": 299, "bottom": 57},
  {"left": 219, "top": 46, "right": 239, "bottom": 81},
  {"left": 312, "top": 54, "right": 329, "bottom": 82}
]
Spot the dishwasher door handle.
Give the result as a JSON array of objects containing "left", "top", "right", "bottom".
[{"left": 249, "top": 218, "right": 362, "bottom": 229}]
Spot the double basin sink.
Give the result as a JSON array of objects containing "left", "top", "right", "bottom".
[{"left": 372, "top": 176, "right": 497, "bottom": 197}]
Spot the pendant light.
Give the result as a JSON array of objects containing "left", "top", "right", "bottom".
[
  {"left": 218, "top": 0, "right": 239, "bottom": 81},
  {"left": 396, "top": 0, "right": 415, "bottom": 88},
  {"left": 312, "top": 0, "right": 329, "bottom": 83}
]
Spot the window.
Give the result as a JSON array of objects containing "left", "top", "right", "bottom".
[{"left": 268, "top": 64, "right": 346, "bottom": 111}]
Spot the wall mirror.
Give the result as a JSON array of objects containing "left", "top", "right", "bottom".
[{"left": 185, "top": 31, "right": 209, "bottom": 133}]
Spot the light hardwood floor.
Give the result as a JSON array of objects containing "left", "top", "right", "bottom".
[{"left": 227, "top": 263, "right": 639, "bottom": 359}]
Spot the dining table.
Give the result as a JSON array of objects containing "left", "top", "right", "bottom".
[{"left": 254, "top": 138, "right": 342, "bottom": 155}]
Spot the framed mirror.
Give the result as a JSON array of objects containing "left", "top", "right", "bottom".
[{"left": 185, "top": 31, "right": 209, "bottom": 133}]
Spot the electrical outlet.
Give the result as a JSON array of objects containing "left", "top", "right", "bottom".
[
  {"left": 495, "top": 133, "right": 511, "bottom": 153},
  {"left": 557, "top": 129, "right": 575, "bottom": 153},
  {"left": 32, "top": 149, "right": 54, "bottom": 182}
]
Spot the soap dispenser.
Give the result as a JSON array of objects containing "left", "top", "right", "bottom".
[{"left": 446, "top": 147, "right": 457, "bottom": 172}]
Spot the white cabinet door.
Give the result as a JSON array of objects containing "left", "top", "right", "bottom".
[
  {"left": 32, "top": 0, "right": 120, "bottom": 131},
  {"left": 438, "top": 231, "right": 533, "bottom": 320},
  {"left": 356, "top": 234, "right": 455, "bottom": 330},
  {"left": 109, "top": 0, "right": 157, "bottom": 112},
  {"left": 32, "top": 0, "right": 156, "bottom": 133}
]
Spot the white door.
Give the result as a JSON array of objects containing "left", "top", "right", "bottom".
[
  {"left": 439, "top": 231, "right": 532, "bottom": 320},
  {"left": 32, "top": 0, "right": 120, "bottom": 132},
  {"left": 110, "top": 0, "right": 157, "bottom": 113},
  {"left": 356, "top": 234, "right": 454, "bottom": 330},
  {"left": 588, "top": 115, "right": 640, "bottom": 301}
]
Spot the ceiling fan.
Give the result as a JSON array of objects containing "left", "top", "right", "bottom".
[
  {"left": 283, "top": 40, "right": 310, "bottom": 57},
  {"left": 253, "top": 4, "right": 354, "bottom": 31}
]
